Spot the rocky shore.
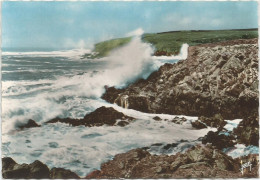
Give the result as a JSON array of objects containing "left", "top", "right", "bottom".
[
  {"left": 2, "top": 157, "right": 79, "bottom": 179},
  {"left": 3, "top": 38, "right": 259, "bottom": 179},
  {"left": 86, "top": 145, "right": 258, "bottom": 179},
  {"left": 103, "top": 38, "right": 258, "bottom": 119}
]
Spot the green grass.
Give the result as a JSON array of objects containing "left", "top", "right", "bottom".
[
  {"left": 143, "top": 29, "right": 258, "bottom": 55},
  {"left": 83, "top": 37, "right": 132, "bottom": 58},
  {"left": 83, "top": 29, "right": 258, "bottom": 58}
]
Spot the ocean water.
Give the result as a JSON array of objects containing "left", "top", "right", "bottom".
[{"left": 2, "top": 39, "right": 252, "bottom": 177}]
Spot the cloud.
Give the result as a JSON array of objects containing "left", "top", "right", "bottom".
[{"left": 126, "top": 28, "right": 144, "bottom": 37}]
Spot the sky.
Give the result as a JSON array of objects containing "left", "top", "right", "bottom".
[{"left": 2, "top": 1, "right": 258, "bottom": 51}]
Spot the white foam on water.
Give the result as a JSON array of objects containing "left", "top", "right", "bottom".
[
  {"left": 224, "top": 119, "right": 243, "bottom": 131},
  {"left": 2, "top": 49, "right": 92, "bottom": 59},
  {"left": 2, "top": 106, "right": 214, "bottom": 177},
  {"left": 224, "top": 144, "right": 259, "bottom": 159},
  {"left": 2, "top": 34, "right": 197, "bottom": 177}
]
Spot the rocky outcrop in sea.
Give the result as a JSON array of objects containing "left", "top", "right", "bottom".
[{"left": 46, "top": 106, "right": 135, "bottom": 127}]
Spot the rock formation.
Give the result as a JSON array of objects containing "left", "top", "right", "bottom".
[
  {"left": 86, "top": 145, "right": 258, "bottom": 178},
  {"left": 17, "top": 119, "right": 41, "bottom": 130},
  {"left": 46, "top": 106, "right": 135, "bottom": 127},
  {"left": 102, "top": 39, "right": 258, "bottom": 119},
  {"left": 2, "top": 157, "right": 79, "bottom": 179}
]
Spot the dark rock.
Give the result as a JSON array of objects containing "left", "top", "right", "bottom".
[
  {"left": 115, "top": 95, "right": 151, "bottom": 112},
  {"left": 2, "top": 158, "right": 50, "bottom": 179},
  {"left": 117, "top": 120, "right": 130, "bottom": 127},
  {"left": 17, "top": 119, "right": 41, "bottom": 130},
  {"left": 202, "top": 131, "right": 235, "bottom": 150},
  {"left": 28, "top": 160, "right": 50, "bottom": 179},
  {"left": 82, "top": 106, "right": 134, "bottom": 126},
  {"left": 2, "top": 157, "right": 81, "bottom": 179},
  {"left": 101, "top": 86, "right": 124, "bottom": 104},
  {"left": 2, "top": 157, "right": 17, "bottom": 171},
  {"left": 191, "top": 120, "right": 207, "bottom": 129},
  {"left": 153, "top": 116, "right": 162, "bottom": 121},
  {"left": 233, "top": 112, "right": 259, "bottom": 146},
  {"left": 171, "top": 117, "right": 187, "bottom": 124},
  {"left": 46, "top": 106, "right": 135, "bottom": 127},
  {"left": 50, "top": 167, "right": 80, "bottom": 179},
  {"left": 198, "top": 114, "right": 227, "bottom": 129}
]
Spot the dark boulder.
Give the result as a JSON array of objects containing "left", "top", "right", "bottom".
[
  {"left": 233, "top": 112, "right": 259, "bottom": 146},
  {"left": 191, "top": 120, "right": 207, "bottom": 129},
  {"left": 171, "top": 117, "right": 187, "bottom": 125},
  {"left": 101, "top": 86, "right": 124, "bottom": 104},
  {"left": 2, "top": 157, "right": 80, "bottom": 179},
  {"left": 153, "top": 116, "right": 162, "bottom": 121},
  {"left": 82, "top": 106, "right": 134, "bottom": 126},
  {"left": 17, "top": 119, "right": 41, "bottom": 130},
  {"left": 50, "top": 167, "right": 80, "bottom": 179},
  {"left": 202, "top": 131, "right": 235, "bottom": 150},
  {"left": 2, "top": 158, "right": 50, "bottom": 179},
  {"left": 198, "top": 114, "right": 227, "bottom": 129}
]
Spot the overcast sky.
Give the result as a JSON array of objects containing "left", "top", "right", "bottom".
[{"left": 2, "top": 1, "right": 258, "bottom": 51}]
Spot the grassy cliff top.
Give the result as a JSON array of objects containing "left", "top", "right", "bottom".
[{"left": 84, "top": 28, "right": 258, "bottom": 58}]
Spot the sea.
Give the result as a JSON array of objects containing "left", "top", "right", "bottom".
[{"left": 1, "top": 38, "right": 257, "bottom": 177}]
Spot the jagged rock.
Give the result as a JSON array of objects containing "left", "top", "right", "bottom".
[
  {"left": 233, "top": 112, "right": 259, "bottom": 146},
  {"left": 2, "top": 157, "right": 80, "bottom": 179},
  {"left": 46, "top": 106, "right": 135, "bottom": 127},
  {"left": 115, "top": 95, "right": 151, "bottom": 112},
  {"left": 202, "top": 131, "right": 235, "bottom": 150},
  {"left": 17, "top": 119, "right": 41, "bottom": 130},
  {"left": 153, "top": 116, "right": 162, "bottom": 121},
  {"left": 50, "top": 168, "right": 80, "bottom": 179},
  {"left": 198, "top": 114, "right": 227, "bottom": 129},
  {"left": 86, "top": 145, "right": 252, "bottom": 178},
  {"left": 2, "top": 157, "right": 17, "bottom": 171},
  {"left": 191, "top": 120, "right": 207, "bottom": 129},
  {"left": 101, "top": 86, "right": 125, "bottom": 104},
  {"left": 171, "top": 117, "right": 187, "bottom": 124},
  {"left": 102, "top": 39, "right": 258, "bottom": 120},
  {"left": 2, "top": 158, "right": 50, "bottom": 179},
  {"left": 28, "top": 160, "right": 50, "bottom": 179}
]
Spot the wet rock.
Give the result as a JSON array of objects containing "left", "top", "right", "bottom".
[
  {"left": 233, "top": 112, "right": 259, "bottom": 146},
  {"left": 102, "top": 39, "right": 258, "bottom": 120},
  {"left": 191, "top": 120, "right": 207, "bottom": 129},
  {"left": 82, "top": 106, "right": 135, "bottom": 126},
  {"left": 2, "top": 157, "right": 17, "bottom": 171},
  {"left": 198, "top": 114, "right": 227, "bottom": 129},
  {"left": 115, "top": 95, "right": 151, "bottom": 112},
  {"left": 2, "top": 157, "right": 80, "bottom": 179},
  {"left": 17, "top": 119, "right": 41, "bottom": 130},
  {"left": 171, "top": 117, "right": 187, "bottom": 124},
  {"left": 46, "top": 106, "right": 135, "bottom": 127},
  {"left": 101, "top": 86, "right": 124, "bottom": 104},
  {"left": 202, "top": 131, "right": 235, "bottom": 150},
  {"left": 153, "top": 116, "right": 162, "bottom": 121},
  {"left": 28, "top": 160, "right": 50, "bottom": 179},
  {"left": 50, "top": 167, "right": 80, "bottom": 179},
  {"left": 86, "top": 144, "right": 248, "bottom": 178},
  {"left": 2, "top": 158, "right": 50, "bottom": 179}
]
